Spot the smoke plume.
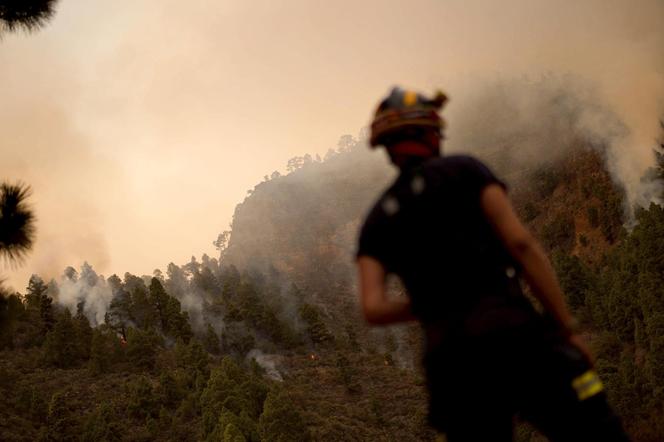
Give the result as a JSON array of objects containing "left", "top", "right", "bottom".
[
  {"left": 55, "top": 262, "right": 113, "bottom": 326},
  {"left": 246, "top": 349, "right": 284, "bottom": 382},
  {"left": 1, "top": 0, "right": 662, "bottom": 291},
  {"left": 444, "top": 75, "right": 658, "bottom": 209}
]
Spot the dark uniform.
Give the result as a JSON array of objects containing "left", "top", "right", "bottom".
[{"left": 357, "top": 154, "right": 629, "bottom": 441}]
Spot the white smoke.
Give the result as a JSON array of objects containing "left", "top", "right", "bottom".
[
  {"left": 56, "top": 263, "right": 113, "bottom": 326},
  {"left": 445, "top": 75, "right": 662, "bottom": 214},
  {"left": 246, "top": 349, "right": 284, "bottom": 382},
  {"left": 179, "top": 290, "right": 220, "bottom": 334}
]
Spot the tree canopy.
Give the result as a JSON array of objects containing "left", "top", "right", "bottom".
[{"left": 0, "top": 0, "right": 58, "bottom": 34}]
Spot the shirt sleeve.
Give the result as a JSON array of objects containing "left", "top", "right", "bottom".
[
  {"left": 460, "top": 156, "right": 507, "bottom": 198},
  {"left": 356, "top": 212, "right": 390, "bottom": 267}
]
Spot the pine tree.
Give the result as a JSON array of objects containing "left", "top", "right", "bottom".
[
  {"left": 258, "top": 389, "right": 310, "bottom": 442},
  {"left": 43, "top": 309, "right": 78, "bottom": 368},
  {"left": 220, "top": 265, "right": 241, "bottom": 303},
  {"left": 299, "top": 303, "right": 332, "bottom": 345},
  {"left": 81, "top": 403, "right": 120, "bottom": 442},
  {"left": 204, "top": 323, "right": 221, "bottom": 355},
  {"left": 194, "top": 267, "right": 222, "bottom": 299},
  {"left": 126, "top": 376, "right": 157, "bottom": 419},
  {"left": 175, "top": 339, "right": 209, "bottom": 376},
  {"left": 129, "top": 285, "right": 155, "bottom": 330},
  {"left": 89, "top": 328, "right": 111, "bottom": 374},
  {"left": 25, "top": 275, "right": 47, "bottom": 310},
  {"left": 148, "top": 277, "right": 192, "bottom": 341},
  {"left": 201, "top": 357, "right": 249, "bottom": 437},
  {"left": 46, "top": 391, "right": 74, "bottom": 442},
  {"left": 183, "top": 256, "right": 201, "bottom": 279},
  {"left": 0, "top": 291, "right": 23, "bottom": 349},
  {"left": 155, "top": 371, "right": 181, "bottom": 409},
  {"left": 73, "top": 302, "right": 92, "bottom": 360},
  {"left": 148, "top": 278, "right": 169, "bottom": 333},
  {"left": 126, "top": 327, "right": 162, "bottom": 371},
  {"left": 24, "top": 275, "right": 54, "bottom": 342},
  {"left": 0, "top": 0, "right": 59, "bottom": 34},
  {"left": 222, "top": 422, "right": 246, "bottom": 442},
  {"left": 79, "top": 262, "right": 99, "bottom": 287},
  {"left": 0, "top": 292, "right": 9, "bottom": 348},
  {"left": 165, "top": 263, "right": 188, "bottom": 299},
  {"left": 123, "top": 272, "right": 147, "bottom": 295},
  {"left": 0, "top": 182, "right": 34, "bottom": 263},
  {"left": 106, "top": 288, "right": 132, "bottom": 340},
  {"left": 552, "top": 252, "right": 590, "bottom": 310},
  {"left": 163, "top": 295, "right": 192, "bottom": 342}
]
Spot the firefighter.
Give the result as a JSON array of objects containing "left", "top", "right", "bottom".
[{"left": 356, "top": 87, "right": 630, "bottom": 441}]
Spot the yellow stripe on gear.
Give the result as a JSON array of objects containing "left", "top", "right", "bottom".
[
  {"left": 403, "top": 90, "right": 418, "bottom": 106},
  {"left": 572, "top": 370, "right": 604, "bottom": 401}
]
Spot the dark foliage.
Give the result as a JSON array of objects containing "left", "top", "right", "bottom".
[
  {"left": 530, "top": 166, "right": 561, "bottom": 199},
  {"left": 541, "top": 212, "right": 576, "bottom": 252},
  {"left": 0, "top": 182, "right": 35, "bottom": 264},
  {"left": 0, "top": 0, "right": 58, "bottom": 33}
]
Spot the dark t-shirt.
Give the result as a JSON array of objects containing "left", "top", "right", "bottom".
[
  {"left": 357, "top": 155, "right": 520, "bottom": 324},
  {"left": 357, "top": 157, "right": 626, "bottom": 437}
]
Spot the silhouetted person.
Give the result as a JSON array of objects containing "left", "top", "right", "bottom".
[{"left": 356, "top": 87, "right": 630, "bottom": 441}]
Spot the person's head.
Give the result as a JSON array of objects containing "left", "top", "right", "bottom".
[{"left": 369, "top": 87, "right": 448, "bottom": 168}]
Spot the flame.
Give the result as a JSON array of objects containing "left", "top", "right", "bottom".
[{"left": 309, "top": 354, "right": 317, "bottom": 361}]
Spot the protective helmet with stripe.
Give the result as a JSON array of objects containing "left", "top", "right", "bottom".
[{"left": 369, "top": 87, "right": 448, "bottom": 148}]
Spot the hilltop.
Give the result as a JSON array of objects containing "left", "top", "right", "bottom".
[{"left": 1, "top": 103, "right": 663, "bottom": 440}]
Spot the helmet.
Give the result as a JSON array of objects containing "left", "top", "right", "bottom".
[{"left": 369, "top": 87, "right": 448, "bottom": 148}]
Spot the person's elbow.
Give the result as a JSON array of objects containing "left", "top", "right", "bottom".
[
  {"left": 363, "top": 311, "right": 382, "bottom": 325},
  {"left": 357, "top": 256, "right": 388, "bottom": 325},
  {"left": 361, "top": 292, "right": 384, "bottom": 325},
  {"left": 504, "top": 230, "right": 539, "bottom": 262}
]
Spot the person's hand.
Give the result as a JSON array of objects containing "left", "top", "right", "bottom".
[{"left": 568, "top": 333, "right": 594, "bottom": 366}]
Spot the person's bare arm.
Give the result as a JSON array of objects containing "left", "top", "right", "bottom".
[
  {"left": 357, "top": 256, "right": 416, "bottom": 325},
  {"left": 480, "top": 184, "right": 575, "bottom": 333}
]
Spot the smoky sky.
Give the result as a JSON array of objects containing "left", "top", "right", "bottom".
[{"left": 1, "top": 0, "right": 662, "bottom": 290}]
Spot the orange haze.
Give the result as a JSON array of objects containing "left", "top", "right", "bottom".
[{"left": 1, "top": 0, "right": 662, "bottom": 290}]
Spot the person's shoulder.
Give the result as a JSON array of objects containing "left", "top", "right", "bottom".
[
  {"left": 421, "top": 154, "right": 490, "bottom": 180},
  {"left": 361, "top": 188, "right": 392, "bottom": 229},
  {"left": 423, "top": 154, "right": 506, "bottom": 193},
  {"left": 424, "top": 154, "right": 487, "bottom": 171}
]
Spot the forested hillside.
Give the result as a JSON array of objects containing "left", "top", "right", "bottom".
[
  {"left": 218, "top": 129, "right": 664, "bottom": 442},
  {"left": 1, "top": 110, "right": 663, "bottom": 440}
]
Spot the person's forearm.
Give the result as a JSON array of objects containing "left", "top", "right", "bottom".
[
  {"left": 363, "top": 297, "right": 416, "bottom": 325},
  {"left": 517, "top": 241, "right": 575, "bottom": 332},
  {"left": 479, "top": 185, "right": 576, "bottom": 334}
]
